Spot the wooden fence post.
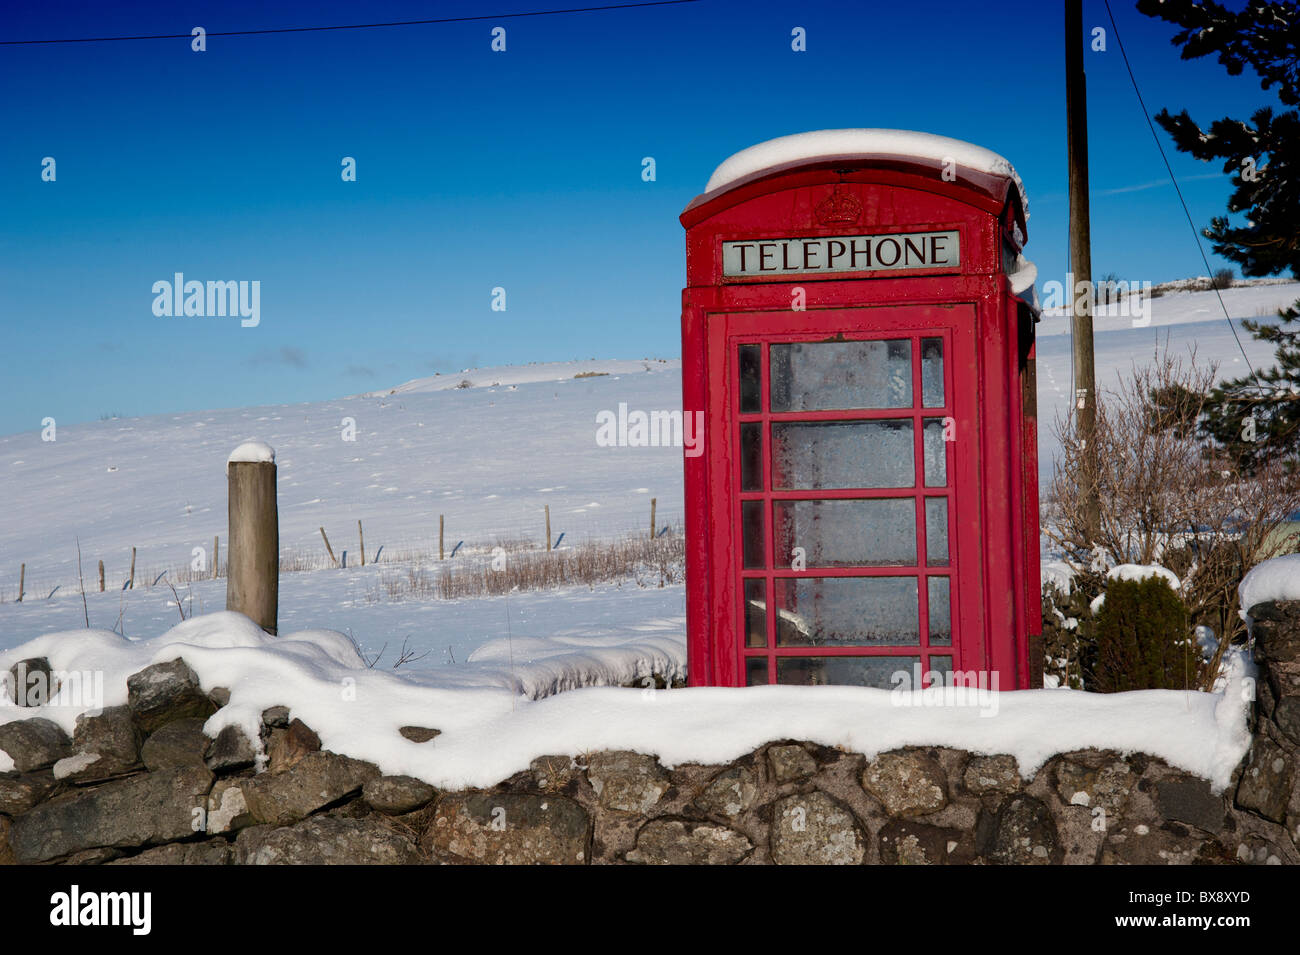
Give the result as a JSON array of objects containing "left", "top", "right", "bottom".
[
  {"left": 545, "top": 505, "right": 551, "bottom": 551},
  {"left": 17, "top": 563, "right": 24, "bottom": 602},
  {"left": 439, "top": 515, "right": 445, "bottom": 561},
  {"left": 97, "top": 560, "right": 105, "bottom": 593},
  {"left": 226, "top": 442, "right": 278, "bottom": 635},
  {"left": 320, "top": 527, "right": 338, "bottom": 566},
  {"left": 129, "top": 547, "right": 136, "bottom": 590},
  {"left": 358, "top": 520, "right": 366, "bottom": 566},
  {"left": 650, "top": 498, "right": 657, "bottom": 539}
]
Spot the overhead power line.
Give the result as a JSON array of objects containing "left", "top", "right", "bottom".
[{"left": 0, "top": 0, "right": 700, "bottom": 46}]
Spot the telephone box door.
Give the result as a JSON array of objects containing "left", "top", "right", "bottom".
[{"left": 705, "top": 305, "right": 985, "bottom": 687}]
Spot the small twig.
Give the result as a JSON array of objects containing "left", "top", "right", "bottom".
[
  {"left": 163, "top": 574, "right": 187, "bottom": 623},
  {"left": 75, "top": 536, "right": 90, "bottom": 628},
  {"left": 342, "top": 628, "right": 386, "bottom": 668},
  {"left": 393, "top": 635, "right": 431, "bottom": 669}
]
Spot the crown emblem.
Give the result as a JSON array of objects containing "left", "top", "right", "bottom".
[{"left": 815, "top": 189, "right": 861, "bottom": 226}]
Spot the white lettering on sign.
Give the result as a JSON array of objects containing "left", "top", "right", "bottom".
[{"left": 722, "top": 230, "right": 960, "bottom": 278}]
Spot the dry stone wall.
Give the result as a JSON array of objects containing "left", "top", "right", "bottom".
[{"left": 2, "top": 599, "right": 1299, "bottom": 865}]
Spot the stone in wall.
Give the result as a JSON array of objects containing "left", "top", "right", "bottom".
[
  {"left": 236, "top": 816, "right": 421, "bottom": 865},
  {"left": 626, "top": 818, "right": 752, "bottom": 865},
  {"left": 126, "top": 658, "right": 215, "bottom": 733},
  {"left": 770, "top": 791, "right": 866, "bottom": 865},
  {"left": 0, "top": 718, "right": 70, "bottom": 773},
  {"left": 239, "top": 751, "right": 378, "bottom": 826},
  {"left": 861, "top": 750, "right": 948, "bottom": 817},
  {"left": 426, "top": 792, "right": 590, "bottom": 864},
  {"left": 8, "top": 765, "right": 213, "bottom": 864}
]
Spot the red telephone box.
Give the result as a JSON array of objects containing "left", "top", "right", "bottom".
[{"left": 679, "top": 130, "right": 1041, "bottom": 691}]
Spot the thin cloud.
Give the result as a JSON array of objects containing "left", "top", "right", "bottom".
[
  {"left": 424, "top": 353, "right": 482, "bottom": 372},
  {"left": 248, "top": 346, "right": 308, "bottom": 369},
  {"left": 1097, "top": 172, "right": 1223, "bottom": 196}
]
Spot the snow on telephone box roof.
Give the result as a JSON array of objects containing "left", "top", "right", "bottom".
[{"left": 693, "top": 128, "right": 1029, "bottom": 230}]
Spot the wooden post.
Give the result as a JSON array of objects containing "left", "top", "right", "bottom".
[
  {"left": 1066, "top": 0, "right": 1100, "bottom": 543},
  {"left": 358, "top": 520, "right": 366, "bottom": 567},
  {"left": 439, "top": 515, "right": 445, "bottom": 561},
  {"left": 320, "top": 526, "right": 338, "bottom": 566},
  {"left": 97, "top": 560, "right": 104, "bottom": 593},
  {"left": 650, "top": 498, "right": 657, "bottom": 539},
  {"left": 17, "top": 563, "right": 24, "bottom": 602},
  {"left": 212, "top": 535, "right": 219, "bottom": 580},
  {"left": 226, "top": 443, "right": 278, "bottom": 635},
  {"left": 128, "top": 547, "right": 136, "bottom": 590},
  {"left": 545, "top": 505, "right": 551, "bottom": 551}
]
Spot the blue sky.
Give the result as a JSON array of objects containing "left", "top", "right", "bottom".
[{"left": 0, "top": 0, "right": 1279, "bottom": 435}]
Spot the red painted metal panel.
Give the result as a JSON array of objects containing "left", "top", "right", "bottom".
[{"left": 681, "top": 298, "right": 712, "bottom": 685}]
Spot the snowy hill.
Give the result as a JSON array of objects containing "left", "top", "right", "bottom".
[{"left": 361, "top": 358, "right": 678, "bottom": 397}]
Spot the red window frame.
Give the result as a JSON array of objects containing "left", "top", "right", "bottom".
[{"left": 705, "top": 305, "right": 986, "bottom": 688}]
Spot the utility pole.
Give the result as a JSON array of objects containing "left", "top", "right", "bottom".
[{"left": 1066, "top": 0, "right": 1100, "bottom": 544}]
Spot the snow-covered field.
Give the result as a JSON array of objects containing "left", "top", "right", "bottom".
[
  {"left": 1, "top": 357, "right": 684, "bottom": 599},
  {"left": 1034, "top": 280, "right": 1294, "bottom": 485},
  {"left": 1, "top": 356, "right": 691, "bottom": 693},
  {"left": 0, "top": 282, "right": 1294, "bottom": 785}
]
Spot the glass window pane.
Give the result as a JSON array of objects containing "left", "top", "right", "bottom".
[
  {"left": 776, "top": 655, "right": 918, "bottom": 689},
  {"left": 923, "top": 418, "right": 948, "bottom": 488},
  {"left": 745, "top": 657, "right": 769, "bottom": 686},
  {"left": 740, "top": 423, "right": 763, "bottom": 491},
  {"left": 928, "top": 577, "right": 952, "bottom": 646},
  {"left": 742, "top": 500, "right": 765, "bottom": 569},
  {"left": 774, "top": 499, "right": 916, "bottom": 567},
  {"left": 926, "top": 656, "right": 952, "bottom": 685},
  {"left": 744, "top": 578, "right": 767, "bottom": 648},
  {"left": 925, "top": 498, "right": 949, "bottom": 566},
  {"left": 772, "top": 420, "right": 913, "bottom": 490},
  {"left": 774, "top": 576, "right": 918, "bottom": 646},
  {"left": 921, "top": 338, "right": 945, "bottom": 408},
  {"left": 738, "top": 344, "right": 761, "bottom": 413},
  {"left": 770, "top": 340, "right": 912, "bottom": 411}
]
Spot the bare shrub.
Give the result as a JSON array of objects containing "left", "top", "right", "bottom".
[
  {"left": 386, "top": 532, "right": 689, "bottom": 602},
  {"left": 1044, "top": 344, "right": 1300, "bottom": 690}
]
